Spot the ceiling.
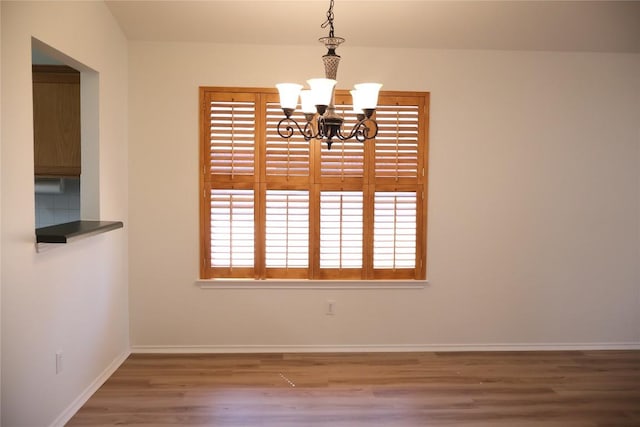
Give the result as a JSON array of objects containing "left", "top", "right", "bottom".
[{"left": 105, "top": 0, "right": 640, "bottom": 53}]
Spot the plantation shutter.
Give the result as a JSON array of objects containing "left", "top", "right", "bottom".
[
  {"left": 265, "top": 101, "right": 310, "bottom": 179},
  {"left": 265, "top": 189, "right": 310, "bottom": 278},
  {"left": 370, "top": 95, "right": 427, "bottom": 279},
  {"left": 262, "top": 93, "right": 312, "bottom": 278},
  {"left": 318, "top": 190, "right": 364, "bottom": 278},
  {"left": 373, "top": 191, "right": 417, "bottom": 269},
  {"left": 374, "top": 104, "right": 420, "bottom": 181},
  {"left": 206, "top": 95, "right": 256, "bottom": 179},
  {"left": 201, "top": 90, "right": 259, "bottom": 278},
  {"left": 200, "top": 88, "right": 428, "bottom": 281},
  {"left": 318, "top": 100, "right": 365, "bottom": 181},
  {"left": 210, "top": 189, "right": 255, "bottom": 268}
]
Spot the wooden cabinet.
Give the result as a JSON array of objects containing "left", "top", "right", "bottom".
[{"left": 32, "top": 65, "right": 81, "bottom": 176}]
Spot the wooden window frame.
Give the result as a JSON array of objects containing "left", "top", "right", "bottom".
[{"left": 200, "top": 87, "right": 429, "bottom": 281}]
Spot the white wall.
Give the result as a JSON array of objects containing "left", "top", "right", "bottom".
[
  {"left": 0, "top": 2, "right": 3, "bottom": 420},
  {"left": 128, "top": 41, "right": 640, "bottom": 352},
  {"left": 1, "top": 2, "right": 129, "bottom": 426}
]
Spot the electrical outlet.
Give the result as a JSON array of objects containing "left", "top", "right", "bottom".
[
  {"left": 56, "top": 351, "right": 63, "bottom": 374},
  {"left": 326, "top": 300, "right": 336, "bottom": 315}
]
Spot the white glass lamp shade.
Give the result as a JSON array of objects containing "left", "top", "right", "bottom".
[
  {"left": 350, "top": 89, "right": 365, "bottom": 114},
  {"left": 299, "top": 90, "right": 316, "bottom": 114},
  {"left": 276, "top": 83, "right": 303, "bottom": 110},
  {"left": 353, "top": 83, "right": 383, "bottom": 109},
  {"left": 307, "top": 78, "right": 337, "bottom": 106}
]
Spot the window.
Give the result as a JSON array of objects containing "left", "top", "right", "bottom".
[{"left": 200, "top": 87, "right": 429, "bottom": 280}]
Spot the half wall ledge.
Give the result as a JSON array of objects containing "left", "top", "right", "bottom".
[{"left": 35, "top": 220, "right": 124, "bottom": 249}]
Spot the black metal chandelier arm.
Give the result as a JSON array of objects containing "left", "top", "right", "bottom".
[
  {"left": 303, "top": 121, "right": 323, "bottom": 140},
  {"left": 362, "top": 118, "right": 379, "bottom": 139},
  {"left": 335, "top": 118, "right": 379, "bottom": 142},
  {"left": 276, "top": 117, "right": 317, "bottom": 141}
]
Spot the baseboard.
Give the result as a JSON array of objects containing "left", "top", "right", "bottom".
[
  {"left": 49, "top": 349, "right": 131, "bottom": 427},
  {"left": 131, "top": 342, "right": 640, "bottom": 354}
]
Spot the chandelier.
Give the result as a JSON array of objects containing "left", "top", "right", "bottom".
[{"left": 276, "top": 0, "right": 382, "bottom": 150}]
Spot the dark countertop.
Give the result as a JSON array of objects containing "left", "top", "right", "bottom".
[{"left": 36, "top": 220, "right": 124, "bottom": 243}]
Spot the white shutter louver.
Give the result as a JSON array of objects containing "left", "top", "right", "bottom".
[
  {"left": 373, "top": 191, "right": 417, "bottom": 269},
  {"left": 265, "top": 190, "right": 309, "bottom": 268},
  {"left": 320, "top": 191, "right": 363, "bottom": 269},
  {"left": 210, "top": 189, "right": 254, "bottom": 268}
]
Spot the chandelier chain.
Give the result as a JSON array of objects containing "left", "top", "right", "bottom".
[{"left": 321, "top": 0, "right": 336, "bottom": 38}]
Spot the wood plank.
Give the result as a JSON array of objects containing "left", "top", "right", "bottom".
[{"left": 68, "top": 350, "right": 640, "bottom": 426}]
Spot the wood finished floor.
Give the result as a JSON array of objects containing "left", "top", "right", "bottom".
[{"left": 67, "top": 351, "right": 640, "bottom": 426}]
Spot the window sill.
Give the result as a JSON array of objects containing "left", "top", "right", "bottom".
[{"left": 196, "top": 279, "right": 427, "bottom": 290}]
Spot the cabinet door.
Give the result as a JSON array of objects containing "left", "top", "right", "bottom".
[{"left": 33, "top": 66, "right": 81, "bottom": 176}]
